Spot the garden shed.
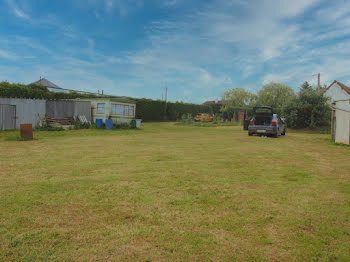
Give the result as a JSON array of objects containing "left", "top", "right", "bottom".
[
  {"left": 325, "top": 80, "right": 350, "bottom": 145},
  {"left": 0, "top": 98, "right": 92, "bottom": 130},
  {"left": 0, "top": 98, "right": 46, "bottom": 130}
]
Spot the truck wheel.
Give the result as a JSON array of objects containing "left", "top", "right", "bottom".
[
  {"left": 273, "top": 133, "right": 278, "bottom": 138},
  {"left": 248, "top": 133, "right": 253, "bottom": 136}
]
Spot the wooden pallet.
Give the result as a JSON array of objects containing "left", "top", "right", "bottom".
[{"left": 46, "top": 117, "right": 74, "bottom": 127}]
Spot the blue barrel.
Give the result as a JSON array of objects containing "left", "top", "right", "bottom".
[
  {"left": 95, "top": 119, "right": 103, "bottom": 128},
  {"left": 105, "top": 119, "right": 113, "bottom": 130}
]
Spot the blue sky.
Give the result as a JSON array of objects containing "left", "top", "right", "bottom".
[{"left": 1, "top": 0, "right": 350, "bottom": 103}]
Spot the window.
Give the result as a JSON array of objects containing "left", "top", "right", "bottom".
[
  {"left": 123, "top": 105, "right": 129, "bottom": 116},
  {"left": 129, "top": 105, "right": 134, "bottom": 117},
  {"left": 97, "top": 103, "right": 105, "bottom": 114},
  {"left": 111, "top": 104, "right": 133, "bottom": 117},
  {"left": 111, "top": 104, "right": 124, "bottom": 115}
]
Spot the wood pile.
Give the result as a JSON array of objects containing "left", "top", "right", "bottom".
[{"left": 46, "top": 117, "right": 73, "bottom": 129}]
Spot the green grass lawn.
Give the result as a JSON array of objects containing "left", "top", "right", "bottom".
[{"left": 0, "top": 123, "right": 349, "bottom": 261}]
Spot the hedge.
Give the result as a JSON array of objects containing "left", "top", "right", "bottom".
[
  {"left": 0, "top": 81, "right": 105, "bottom": 100},
  {"left": 135, "top": 99, "right": 212, "bottom": 121},
  {"left": 1, "top": 81, "right": 213, "bottom": 122}
]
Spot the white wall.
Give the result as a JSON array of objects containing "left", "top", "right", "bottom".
[
  {"left": 325, "top": 83, "right": 350, "bottom": 103},
  {"left": 334, "top": 100, "right": 350, "bottom": 145}
]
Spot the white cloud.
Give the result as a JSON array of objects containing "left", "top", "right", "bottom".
[
  {"left": 162, "top": 0, "right": 178, "bottom": 7},
  {"left": 191, "top": 69, "right": 232, "bottom": 89},
  {"left": 6, "top": 0, "right": 30, "bottom": 19},
  {"left": 0, "top": 49, "right": 18, "bottom": 60},
  {"left": 0, "top": 49, "right": 35, "bottom": 60},
  {"left": 2, "top": 0, "right": 350, "bottom": 102},
  {"left": 75, "top": 0, "right": 144, "bottom": 16}
]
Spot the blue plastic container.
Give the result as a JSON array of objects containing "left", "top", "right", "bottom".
[
  {"left": 95, "top": 119, "right": 103, "bottom": 128},
  {"left": 105, "top": 119, "right": 113, "bottom": 130}
]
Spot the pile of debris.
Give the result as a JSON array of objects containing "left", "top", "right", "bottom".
[{"left": 46, "top": 117, "right": 73, "bottom": 129}]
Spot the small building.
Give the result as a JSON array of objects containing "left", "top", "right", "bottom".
[
  {"left": 0, "top": 98, "right": 46, "bottom": 130},
  {"left": 33, "top": 78, "right": 103, "bottom": 96},
  {"left": 33, "top": 78, "right": 70, "bottom": 93},
  {"left": 325, "top": 80, "right": 350, "bottom": 145},
  {"left": 76, "top": 98, "right": 137, "bottom": 124},
  {"left": 0, "top": 98, "right": 91, "bottom": 130}
]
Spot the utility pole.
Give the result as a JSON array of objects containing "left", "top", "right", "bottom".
[
  {"left": 312, "top": 73, "right": 321, "bottom": 92},
  {"left": 165, "top": 87, "right": 168, "bottom": 103}
]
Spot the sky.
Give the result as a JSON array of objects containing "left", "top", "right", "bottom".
[{"left": 1, "top": 0, "right": 350, "bottom": 103}]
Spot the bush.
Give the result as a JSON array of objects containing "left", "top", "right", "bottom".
[
  {"left": 0, "top": 81, "right": 114, "bottom": 100},
  {"left": 136, "top": 99, "right": 212, "bottom": 122},
  {"left": 283, "top": 83, "right": 331, "bottom": 129},
  {"left": 73, "top": 120, "right": 91, "bottom": 130},
  {"left": 180, "top": 113, "right": 194, "bottom": 125},
  {"left": 36, "top": 126, "right": 65, "bottom": 131},
  {"left": 1, "top": 81, "right": 215, "bottom": 122},
  {"left": 35, "top": 119, "right": 65, "bottom": 131},
  {"left": 113, "top": 122, "right": 132, "bottom": 129}
]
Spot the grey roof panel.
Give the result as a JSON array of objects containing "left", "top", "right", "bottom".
[{"left": 32, "top": 78, "right": 63, "bottom": 89}]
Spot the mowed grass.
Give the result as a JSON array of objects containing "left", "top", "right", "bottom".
[{"left": 0, "top": 123, "right": 349, "bottom": 262}]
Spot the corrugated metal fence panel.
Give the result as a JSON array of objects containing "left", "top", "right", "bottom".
[
  {"left": 46, "top": 101, "right": 92, "bottom": 121},
  {"left": 0, "top": 104, "right": 16, "bottom": 130},
  {"left": 0, "top": 105, "right": 2, "bottom": 129},
  {"left": 0, "top": 99, "right": 92, "bottom": 129},
  {"left": 0, "top": 98, "right": 46, "bottom": 129},
  {"left": 73, "top": 101, "right": 92, "bottom": 122},
  {"left": 46, "top": 101, "right": 74, "bottom": 118}
]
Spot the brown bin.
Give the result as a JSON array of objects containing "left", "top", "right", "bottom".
[{"left": 20, "top": 124, "right": 33, "bottom": 140}]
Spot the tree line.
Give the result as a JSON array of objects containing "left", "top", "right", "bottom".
[
  {"left": 221, "top": 82, "right": 331, "bottom": 129},
  {"left": 0, "top": 80, "right": 331, "bottom": 127}
]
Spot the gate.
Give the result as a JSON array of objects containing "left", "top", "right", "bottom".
[{"left": 0, "top": 104, "right": 16, "bottom": 130}]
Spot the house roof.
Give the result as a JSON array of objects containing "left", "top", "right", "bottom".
[
  {"left": 327, "top": 80, "right": 350, "bottom": 95},
  {"left": 203, "top": 100, "right": 222, "bottom": 105},
  {"left": 32, "top": 78, "right": 63, "bottom": 90},
  {"left": 32, "top": 78, "right": 134, "bottom": 101},
  {"left": 203, "top": 100, "right": 216, "bottom": 104},
  {"left": 75, "top": 97, "right": 136, "bottom": 104}
]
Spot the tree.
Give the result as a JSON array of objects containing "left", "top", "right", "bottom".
[
  {"left": 283, "top": 82, "right": 331, "bottom": 128},
  {"left": 221, "top": 88, "right": 255, "bottom": 108},
  {"left": 299, "top": 81, "right": 313, "bottom": 92},
  {"left": 256, "top": 82, "right": 295, "bottom": 109}
]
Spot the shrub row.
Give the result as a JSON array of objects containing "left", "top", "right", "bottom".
[
  {"left": 1, "top": 82, "right": 213, "bottom": 121},
  {"left": 0, "top": 82, "right": 109, "bottom": 100},
  {"left": 135, "top": 99, "right": 212, "bottom": 121}
]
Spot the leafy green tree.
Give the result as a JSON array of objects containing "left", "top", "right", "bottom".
[
  {"left": 283, "top": 82, "right": 331, "bottom": 128},
  {"left": 300, "top": 81, "right": 313, "bottom": 92},
  {"left": 257, "top": 82, "right": 295, "bottom": 109},
  {"left": 221, "top": 88, "right": 255, "bottom": 108}
]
